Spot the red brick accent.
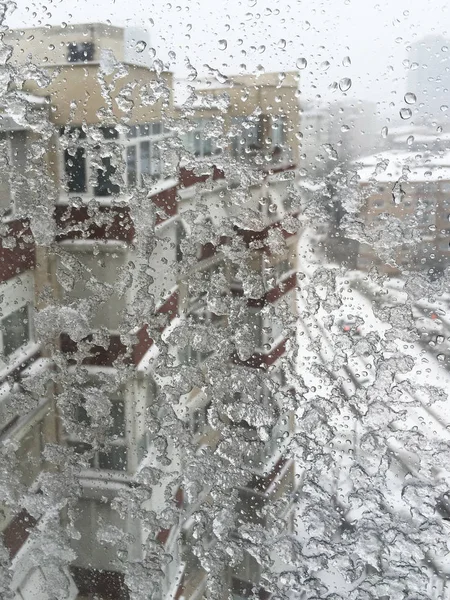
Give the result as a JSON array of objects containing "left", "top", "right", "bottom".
[
  {"left": 59, "top": 291, "right": 178, "bottom": 366},
  {"left": 235, "top": 219, "right": 298, "bottom": 248},
  {"left": 231, "top": 338, "right": 288, "bottom": 369},
  {"left": 54, "top": 206, "right": 135, "bottom": 242},
  {"left": 178, "top": 165, "right": 225, "bottom": 189},
  {"left": 153, "top": 185, "right": 178, "bottom": 224},
  {"left": 157, "top": 527, "right": 171, "bottom": 545},
  {"left": 157, "top": 290, "right": 179, "bottom": 322},
  {"left": 2, "top": 509, "right": 38, "bottom": 558},
  {"left": 0, "top": 219, "right": 35, "bottom": 284},
  {"left": 175, "top": 486, "right": 183, "bottom": 509},
  {"left": 71, "top": 567, "right": 129, "bottom": 600},
  {"left": 248, "top": 457, "right": 289, "bottom": 494}
]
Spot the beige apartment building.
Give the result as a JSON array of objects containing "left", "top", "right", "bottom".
[{"left": 0, "top": 22, "right": 301, "bottom": 600}]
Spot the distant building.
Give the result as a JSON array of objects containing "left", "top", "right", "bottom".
[
  {"left": 406, "top": 35, "right": 450, "bottom": 126},
  {"left": 353, "top": 148, "right": 450, "bottom": 275}
]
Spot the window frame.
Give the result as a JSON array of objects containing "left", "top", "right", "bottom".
[
  {"left": 65, "top": 376, "right": 129, "bottom": 473},
  {"left": 58, "top": 124, "right": 171, "bottom": 202}
]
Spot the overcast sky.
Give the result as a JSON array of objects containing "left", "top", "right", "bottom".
[{"left": 6, "top": 0, "right": 450, "bottom": 125}]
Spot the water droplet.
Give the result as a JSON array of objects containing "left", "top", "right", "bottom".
[
  {"left": 404, "top": 92, "right": 416, "bottom": 104},
  {"left": 437, "top": 353, "right": 445, "bottom": 362},
  {"left": 400, "top": 107, "right": 412, "bottom": 120},
  {"left": 443, "top": 46, "right": 449, "bottom": 53},
  {"left": 320, "top": 60, "right": 330, "bottom": 71},
  {"left": 341, "top": 124, "right": 350, "bottom": 132},
  {"left": 148, "top": 47, "right": 156, "bottom": 59},
  {"left": 407, "top": 135, "right": 414, "bottom": 145},
  {"left": 441, "top": 105, "right": 448, "bottom": 112},
  {"left": 258, "top": 45, "right": 265, "bottom": 53},
  {"left": 135, "top": 40, "right": 147, "bottom": 53},
  {"left": 342, "top": 56, "right": 351, "bottom": 67},
  {"left": 339, "top": 77, "right": 352, "bottom": 92},
  {"left": 278, "top": 39, "right": 286, "bottom": 50},
  {"left": 410, "top": 61, "right": 419, "bottom": 70},
  {"left": 437, "top": 125, "right": 443, "bottom": 133},
  {"left": 219, "top": 39, "right": 227, "bottom": 51},
  {"left": 296, "top": 57, "right": 307, "bottom": 70}
]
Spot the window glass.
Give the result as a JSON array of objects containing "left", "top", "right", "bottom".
[
  {"left": 64, "top": 147, "right": 86, "bottom": 193},
  {"left": 2, "top": 305, "right": 29, "bottom": 357}
]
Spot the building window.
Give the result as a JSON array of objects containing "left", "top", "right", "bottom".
[
  {"left": 183, "top": 119, "right": 221, "bottom": 158},
  {"left": 94, "top": 155, "right": 120, "bottom": 196},
  {"left": 65, "top": 147, "right": 87, "bottom": 193},
  {"left": 67, "top": 42, "right": 95, "bottom": 63},
  {"left": 61, "top": 126, "right": 122, "bottom": 196},
  {"left": 271, "top": 116, "right": 286, "bottom": 148},
  {"left": 69, "top": 381, "right": 127, "bottom": 472},
  {"left": 1, "top": 305, "right": 30, "bottom": 358},
  {"left": 231, "top": 116, "right": 262, "bottom": 156},
  {"left": 125, "top": 122, "right": 167, "bottom": 186}
]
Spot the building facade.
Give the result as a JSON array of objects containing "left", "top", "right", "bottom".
[{"left": 0, "top": 23, "right": 301, "bottom": 600}]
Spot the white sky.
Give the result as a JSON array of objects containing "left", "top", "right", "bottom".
[{"left": 6, "top": 0, "right": 450, "bottom": 121}]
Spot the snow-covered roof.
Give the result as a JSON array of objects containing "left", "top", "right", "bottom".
[{"left": 355, "top": 148, "right": 450, "bottom": 183}]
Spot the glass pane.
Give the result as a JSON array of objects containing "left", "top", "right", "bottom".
[
  {"left": 98, "top": 446, "right": 127, "bottom": 471},
  {"left": 2, "top": 305, "right": 29, "bottom": 357},
  {"left": 64, "top": 147, "right": 86, "bottom": 193},
  {"left": 94, "top": 156, "right": 120, "bottom": 196},
  {"left": 126, "top": 145, "right": 137, "bottom": 187}
]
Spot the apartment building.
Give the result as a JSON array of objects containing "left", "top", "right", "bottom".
[
  {"left": 0, "top": 95, "right": 79, "bottom": 598},
  {"left": 1, "top": 23, "right": 301, "bottom": 600},
  {"left": 353, "top": 149, "right": 450, "bottom": 276},
  {"left": 173, "top": 75, "right": 301, "bottom": 599}
]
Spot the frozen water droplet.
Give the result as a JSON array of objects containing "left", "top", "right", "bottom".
[
  {"left": 400, "top": 107, "right": 412, "bottom": 120},
  {"left": 407, "top": 135, "right": 414, "bottom": 145},
  {"left": 404, "top": 92, "right": 416, "bottom": 104},
  {"left": 339, "top": 77, "right": 352, "bottom": 92},
  {"left": 219, "top": 39, "right": 227, "bottom": 50},
  {"left": 278, "top": 39, "right": 286, "bottom": 49},
  {"left": 296, "top": 57, "right": 307, "bottom": 69},
  {"left": 441, "top": 105, "right": 448, "bottom": 112},
  {"left": 342, "top": 55, "right": 351, "bottom": 66},
  {"left": 381, "top": 126, "right": 388, "bottom": 138},
  {"left": 320, "top": 60, "right": 330, "bottom": 71},
  {"left": 135, "top": 40, "right": 147, "bottom": 53},
  {"left": 392, "top": 181, "right": 406, "bottom": 205}
]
